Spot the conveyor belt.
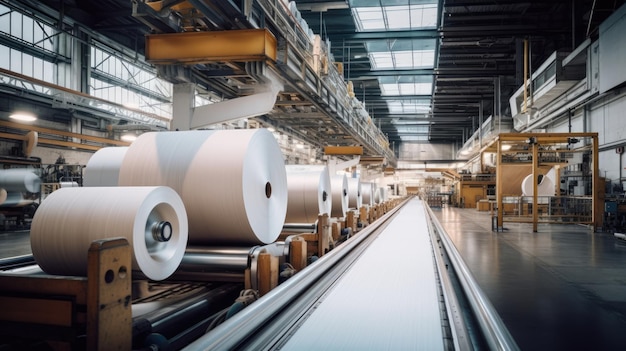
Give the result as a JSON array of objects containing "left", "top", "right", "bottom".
[
  {"left": 280, "top": 199, "right": 445, "bottom": 350},
  {"left": 185, "top": 198, "right": 519, "bottom": 350}
]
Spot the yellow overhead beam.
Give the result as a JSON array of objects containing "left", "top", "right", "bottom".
[
  {"left": 145, "top": 29, "right": 277, "bottom": 64},
  {"left": 324, "top": 146, "right": 363, "bottom": 156},
  {"left": 145, "top": 0, "right": 194, "bottom": 12},
  {"left": 496, "top": 132, "right": 598, "bottom": 143}
]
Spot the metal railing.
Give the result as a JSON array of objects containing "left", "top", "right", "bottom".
[{"left": 425, "top": 203, "right": 520, "bottom": 351}]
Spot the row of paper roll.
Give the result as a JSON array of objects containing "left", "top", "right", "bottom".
[
  {"left": 0, "top": 169, "right": 41, "bottom": 207},
  {"left": 30, "top": 129, "right": 389, "bottom": 281}
]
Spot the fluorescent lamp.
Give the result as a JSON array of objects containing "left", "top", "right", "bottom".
[
  {"left": 9, "top": 113, "right": 37, "bottom": 122},
  {"left": 121, "top": 133, "right": 137, "bottom": 142}
]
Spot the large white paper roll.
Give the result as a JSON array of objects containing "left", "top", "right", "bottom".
[
  {"left": 0, "top": 169, "right": 40, "bottom": 193},
  {"left": 521, "top": 171, "right": 555, "bottom": 197},
  {"left": 330, "top": 174, "right": 348, "bottom": 218},
  {"left": 373, "top": 186, "right": 381, "bottom": 204},
  {"left": 118, "top": 129, "right": 288, "bottom": 245},
  {"left": 379, "top": 186, "right": 389, "bottom": 202},
  {"left": 285, "top": 165, "right": 332, "bottom": 223},
  {"left": 0, "top": 188, "right": 7, "bottom": 205},
  {"left": 347, "top": 178, "right": 362, "bottom": 209},
  {"left": 361, "top": 182, "right": 374, "bottom": 206},
  {"left": 30, "top": 186, "right": 188, "bottom": 281},
  {"left": 83, "top": 147, "right": 129, "bottom": 186},
  {"left": 1, "top": 192, "right": 35, "bottom": 207}
]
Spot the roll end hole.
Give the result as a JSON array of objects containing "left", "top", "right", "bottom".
[
  {"left": 322, "top": 191, "right": 328, "bottom": 202},
  {"left": 265, "top": 182, "right": 272, "bottom": 199},
  {"left": 152, "top": 221, "right": 173, "bottom": 242}
]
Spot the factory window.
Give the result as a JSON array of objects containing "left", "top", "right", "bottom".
[
  {"left": 90, "top": 43, "right": 172, "bottom": 119},
  {"left": 0, "top": 4, "right": 63, "bottom": 87},
  {"left": 352, "top": 3, "right": 438, "bottom": 31}
]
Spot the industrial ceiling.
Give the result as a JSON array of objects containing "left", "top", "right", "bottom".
[{"left": 8, "top": 0, "right": 625, "bottom": 150}]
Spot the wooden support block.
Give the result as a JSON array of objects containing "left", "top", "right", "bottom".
[
  {"left": 257, "top": 252, "right": 279, "bottom": 296},
  {"left": 331, "top": 222, "right": 340, "bottom": 241},
  {"left": 318, "top": 214, "right": 330, "bottom": 257},
  {"left": 289, "top": 238, "right": 307, "bottom": 272},
  {"left": 244, "top": 268, "right": 252, "bottom": 290},
  {"left": 359, "top": 206, "right": 368, "bottom": 228},
  {"left": 346, "top": 211, "right": 356, "bottom": 232},
  {"left": 87, "top": 238, "right": 132, "bottom": 351}
]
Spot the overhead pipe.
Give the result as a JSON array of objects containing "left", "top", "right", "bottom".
[
  {"left": 190, "top": 66, "right": 283, "bottom": 129},
  {"left": 522, "top": 38, "right": 529, "bottom": 114}
]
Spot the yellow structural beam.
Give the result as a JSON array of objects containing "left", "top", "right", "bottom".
[
  {"left": 324, "top": 146, "right": 364, "bottom": 156},
  {"left": 145, "top": 0, "right": 194, "bottom": 12},
  {"left": 145, "top": 29, "right": 277, "bottom": 64}
]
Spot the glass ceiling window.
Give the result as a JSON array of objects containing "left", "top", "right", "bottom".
[
  {"left": 387, "top": 100, "right": 431, "bottom": 113},
  {"left": 378, "top": 76, "right": 433, "bottom": 96},
  {"left": 365, "top": 38, "right": 436, "bottom": 70},
  {"left": 369, "top": 50, "right": 435, "bottom": 69},
  {"left": 352, "top": 3, "right": 438, "bottom": 32}
]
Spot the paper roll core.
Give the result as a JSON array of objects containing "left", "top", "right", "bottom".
[
  {"left": 265, "top": 182, "right": 272, "bottom": 199},
  {"left": 151, "top": 221, "right": 172, "bottom": 242},
  {"left": 322, "top": 191, "right": 328, "bottom": 202},
  {"left": 144, "top": 202, "right": 181, "bottom": 259}
]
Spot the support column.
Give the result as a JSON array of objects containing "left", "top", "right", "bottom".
[
  {"left": 171, "top": 83, "right": 196, "bottom": 131},
  {"left": 532, "top": 142, "right": 539, "bottom": 232},
  {"left": 496, "top": 139, "right": 503, "bottom": 230},
  {"left": 592, "top": 135, "right": 600, "bottom": 230}
]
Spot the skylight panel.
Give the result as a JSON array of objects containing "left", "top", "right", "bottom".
[
  {"left": 380, "top": 83, "right": 400, "bottom": 95},
  {"left": 387, "top": 100, "right": 431, "bottom": 113},
  {"left": 399, "top": 135, "right": 429, "bottom": 141},
  {"left": 369, "top": 49, "right": 435, "bottom": 69},
  {"left": 353, "top": 7, "right": 384, "bottom": 31},
  {"left": 369, "top": 52, "right": 393, "bottom": 69},
  {"left": 410, "top": 4, "right": 438, "bottom": 28},
  {"left": 352, "top": 4, "right": 438, "bottom": 31},
  {"left": 386, "top": 6, "right": 410, "bottom": 30}
]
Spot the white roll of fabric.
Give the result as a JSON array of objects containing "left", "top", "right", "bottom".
[
  {"left": 521, "top": 171, "right": 555, "bottom": 197},
  {"left": 373, "top": 186, "right": 381, "bottom": 204},
  {"left": 284, "top": 165, "right": 332, "bottom": 223},
  {"left": 330, "top": 174, "right": 348, "bottom": 218},
  {"left": 0, "top": 192, "right": 35, "bottom": 207},
  {"left": 83, "top": 147, "right": 129, "bottom": 186},
  {"left": 118, "top": 129, "right": 288, "bottom": 245},
  {"left": 0, "top": 188, "right": 7, "bottom": 205},
  {"left": 0, "top": 169, "right": 40, "bottom": 193},
  {"left": 379, "top": 186, "right": 388, "bottom": 202},
  {"left": 60, "top": 181, "right": 79, "bottom": 188},
  {"left": 361, "top": 182, "right": 374, "bottom": 206},
  {"left": 347, "top": 177, "right": 362, "bottom": 209},
  {"left": 30, "top": 186, "right": 188, "bottom": 281}
]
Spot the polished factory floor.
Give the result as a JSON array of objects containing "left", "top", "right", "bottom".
[
  {"left": 0, "top": 230, "right": 31, "bottom": 258},
  {"left": 433, "top": 207, "right": 626, "bottom": 351},
  {"left": 2, "top": 207, "right": 626, "bottom": 350}
]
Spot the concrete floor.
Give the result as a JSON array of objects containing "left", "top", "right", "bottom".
[
  {"left": 0, "top": 230, "right": 31, "bottom": 258},
  {"left": 433, "top": 207, "right": 626, "bottom": 351}
]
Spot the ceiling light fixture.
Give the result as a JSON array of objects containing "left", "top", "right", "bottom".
[
  {"left": 9, "top": 112, "right": 37, "bottom": 122},
  {"left": 121, "top": 133, "right": 138, "bottom": 142}
]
